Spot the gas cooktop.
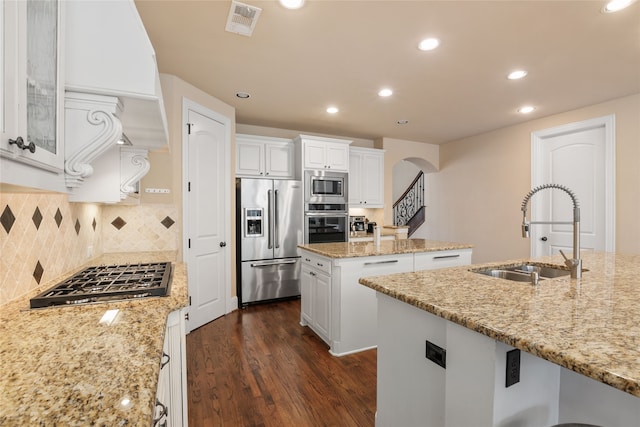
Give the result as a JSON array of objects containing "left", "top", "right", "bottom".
[{"left": 30, "top": 262, "right": 172, "bottom": 309}]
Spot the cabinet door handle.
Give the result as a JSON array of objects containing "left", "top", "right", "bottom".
[
  {"left": 8, "top": 136, "right": 36, "bottom": 153},
  {"left": 364, "top": 260, "right": 399, "bottom": 266},
  {"left": 153, "top": 398, "right": 168, "bottom": 426},
  {"left": 433, "top": 254, "right": 460, "bottom": 260},
  {"left": 160, "top": 351, "right": 170, "bottom": 369},
  {"left": 310, "top": 271, "right": 316, "bottom": 277}
]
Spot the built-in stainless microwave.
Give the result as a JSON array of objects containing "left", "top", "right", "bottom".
[{"left": 304, "top": 170, "right": 348, "bottom": 204}]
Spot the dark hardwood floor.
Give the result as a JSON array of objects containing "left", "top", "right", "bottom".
[{"left": 186, "top": 299, "right": 377, "bottom": 427}]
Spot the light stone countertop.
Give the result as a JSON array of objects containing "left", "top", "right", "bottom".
[
  {"left": 298, "top": 238, "right": 473, "bottom": 258},
  {"left": 0, "top": 251, "right": 188, "bottom": 426},
  {"left": 358, "top": 251, "right": 640, "bottom": 398}
]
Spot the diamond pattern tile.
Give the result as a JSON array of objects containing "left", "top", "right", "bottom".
[
  {"left": 54, "top": 208, "right": 63, "bottom": 228},
  {"left": 75, "top": 219, "right": 81, "bottom": 235},
  {"left": 32, "top": 207, "right": 43, "bottom": 230},
  {"left": 1, "top": 205, "right": 15, "bottom": 234},
  {"left": 33, "top": 261, "right": 44, "bottom": 284},
  {"left": 111, "top": 216, "right": 127, "bottom": 230},
  {"left": 161, "top": 216, "right": 175, "bottom": 229}
]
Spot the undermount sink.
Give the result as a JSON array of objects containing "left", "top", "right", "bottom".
[{"left": 472, "top": 263, "right": 580, "bottom": 283}]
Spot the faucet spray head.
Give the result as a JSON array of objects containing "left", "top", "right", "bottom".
[{"left": 521, "top": 208, "right": 530, "bottom": 238}]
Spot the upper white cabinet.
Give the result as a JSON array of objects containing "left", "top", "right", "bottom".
[
  {"left": 236, "top": 134, "right": 295, "bottom": 178},
  {"left": 1, "top": 0, "right": 67, "bottom": 192},
  {"left": 349, "top": 146, "right": 384, "bottom": 207},
  {"left": 295, "top": 134, "right": 351, "bottom": 172}
]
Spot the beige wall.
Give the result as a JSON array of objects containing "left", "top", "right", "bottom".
[
  {"left": 426, "top": 93, "right": 640, "bottom": 263},
  {"left": 157, "top": 74, "right": 237, "bottom": 292},
  {"left": 377, "top": 137, "right": 440, "bottom": 225}
]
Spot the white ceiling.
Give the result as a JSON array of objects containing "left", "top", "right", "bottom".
[{"left": 135, "top": 0, "right": 640, "bottom": 144}]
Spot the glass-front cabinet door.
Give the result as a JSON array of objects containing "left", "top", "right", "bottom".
[{"left": 1, "top": 0, "right": 64, "bottom": 175}]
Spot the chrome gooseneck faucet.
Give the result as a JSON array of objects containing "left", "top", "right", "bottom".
[{"left": 521, "top": 184, "right": 582, "bottom": 279}]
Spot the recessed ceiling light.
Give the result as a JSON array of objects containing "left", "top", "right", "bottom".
[
  {"left": 378, "top": 88, "right": 393, "bottom": 97},
  {"left": 603, "top": 0, "right": 636, "bottom": 13},
  {"left": 279, "top": 0, "right": 305, "bottom": 9},
  {"left": 326, "top": 106, "right": 339, "bottom": 114},
  {"left": 418, "top": 38, "right": 440, "bottom": 51},
  {"left": 397, "top": 119, "right": 409, "bottom": 125},
  {"left": 236, "top": 92, "right": 251, "bottom": 99},
  {"left": 507, "top": 70, "right": 528, "bottom": 80},
  {"left": 518, "top": 106, "right": 535, "bottom": 114}
]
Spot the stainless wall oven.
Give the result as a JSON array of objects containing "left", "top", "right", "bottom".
[
  {"left": 305, "top": 212, "right": 349, "bottom": 244},
  {"left": 304, "top": 200, "right": 349, "bottom": 243},
  {"left": 304, "top": 170, "right": 348, "bottom": 204}
]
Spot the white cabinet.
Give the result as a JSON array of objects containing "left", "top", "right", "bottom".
[
  {"left": 300, "top": 252, "right": 332, "bottom": 344},
  {"left": 1, "top": 0, "right": 67, "bottom": 192},
  {"left": 349, "top": 147, "right": 384, "bottom": 207},
  {"left": 155, "top": 308, "right": 188, "bottom": 427},
  {"left": 295, "top": 134, "right": 351, "bottom": 172},
  {"left": 299, "top": 247, "right": 472, "bottom": 356},
  {"left": 235, "top": 134, "right": 294, "bottom": 178}
]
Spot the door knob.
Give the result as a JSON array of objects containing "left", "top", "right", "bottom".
[
  {"left": 220, "top": 241, "right": 227, "bottom": 247},
  {"left": 541, "top": 236, "right": 548, "bottom": 241}
]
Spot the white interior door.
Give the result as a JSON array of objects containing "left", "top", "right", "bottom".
[
  {"left": 531, "top": 115, "right": 615, "bottom": 257},
  {"left": 183, "top": 100, "right": 230, "bottom": 332}
]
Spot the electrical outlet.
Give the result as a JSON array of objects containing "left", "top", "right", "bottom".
[
  {"left": 506, "top": 349, "right": 521, "bottom": 387},
  {"left": 425, "top": 340, "right": 446, "bottom": 369}
]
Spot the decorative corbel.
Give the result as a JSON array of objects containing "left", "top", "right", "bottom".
[
  {"left": 65, "top": 109, "right": 122, "bottom": 187},
  {"left": 120, "top": 148, "right": 150, "bottom": 199}
]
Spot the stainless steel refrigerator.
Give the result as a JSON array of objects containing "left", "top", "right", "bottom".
[{"left": 236, "top": 178, "right": 303, "bottom": 307}]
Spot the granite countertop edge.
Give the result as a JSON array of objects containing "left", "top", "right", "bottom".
[
  {"left": 0, "top": 250, "right": 189, "bottom": 425},
  {"left": 358, "top": 252, "right": 640, "bottom": 398},
  {"left": 298, "top": 238, "right": 474, "bottom": 258}
]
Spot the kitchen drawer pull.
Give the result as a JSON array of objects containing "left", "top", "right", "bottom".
[
  {"left": 364, "top": 260, "right": 399, "bottom": 266},
  {"left": 153, "top": 398, "right": 168, "bottom": 426},
  {"left": 310, "top": 271, "right": 316, "bottom": 277},
  {"left": 160, "top": 351, "right": 170, "bottom": 369},
  {"left": 433, "top": 254, "right": 460, "bottom": 260}
]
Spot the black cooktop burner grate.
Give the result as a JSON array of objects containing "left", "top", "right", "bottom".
[{"left": 30, "top": 262, "right": 172, "bottom": 309}]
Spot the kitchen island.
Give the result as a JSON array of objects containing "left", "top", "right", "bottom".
[
  {"left": 0, "top": 251, "right": 188, "bottom": 426},
  {"left": 298, "top": 239, "right": 473, "bottom": 355},
  {"left": 359, "top": 251, "right": 640, "bottom": 427}
]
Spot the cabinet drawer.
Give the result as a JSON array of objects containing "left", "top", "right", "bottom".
[
  {"left": 414, "top": 249, "right": 472, "bottom": 271},
  {"left": 300, "top": 251, "right": 331, "bottom": 275},
  {"left": 338, "top": 253, "right": 413, "bottom": 276}
]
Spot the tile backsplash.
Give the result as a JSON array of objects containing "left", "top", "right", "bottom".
[
  {"left": 0, "top": 192, "right": 179, "bottom": 306},
  {"left": 102, "top": 204, "right": 178, "bottom": 253},
  {"left": 0, "top": 192, "right": 103, "bottom": 305}
]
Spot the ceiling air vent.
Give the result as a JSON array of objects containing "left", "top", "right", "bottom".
[{"left": 225, "top": 1, "right": 262, "bottom": 37}]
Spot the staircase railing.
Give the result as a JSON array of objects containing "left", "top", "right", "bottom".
[{"left": 393, "top": 171, "right": 424, "bottom": 228}]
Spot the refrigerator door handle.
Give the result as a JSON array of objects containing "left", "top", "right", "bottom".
[
  {"left": 267, "top": 189, "right": 273, "bottom": 249},
  {"left": 274, "top": 189, "right": 280, "bottom": 249},
  {"left": 250, "top": 259, "right": 298, "bottom": 267}
]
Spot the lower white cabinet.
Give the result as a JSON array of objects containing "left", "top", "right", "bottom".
[
  {"left": 154, "top": 308, "right": 188, "bottom": 427},
  {"left": 300, "top": 252, "right": 332, "bottom": 344},
  {"left": 299, "top": 248, "right": 472, "bottom": 356}
]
